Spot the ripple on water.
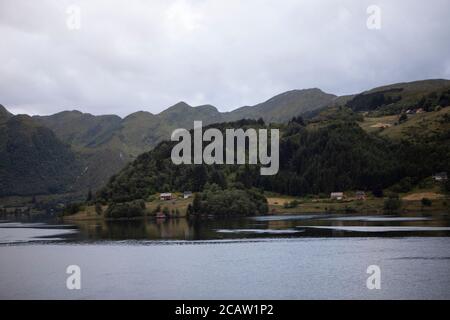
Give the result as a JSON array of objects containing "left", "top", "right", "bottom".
[
  {"left": 216, "top": 228, "right": 303, "bottom": 234},
  {"left": 0, "top": 222, "right": 78, "bottom": 244},
  {"left": 302, "top": 226, "right": 450, "bottom": 232}
]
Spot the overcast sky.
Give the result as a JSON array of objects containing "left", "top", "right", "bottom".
[{"left": 1, "top": 0, "right": 449, "bottom": 116}]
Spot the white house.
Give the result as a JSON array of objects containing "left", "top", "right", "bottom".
[
  {"left": 432, "top": 172, "right": 448, "bottom": 181},
  {"left": 330, "top": 192, "right": 344, "bottom": 200},
  {"left": 160, "top": 193, "right": 172, "bottom": 201},
  {"left": 183, "top": 191, "right": 193, "bottom": 199}
]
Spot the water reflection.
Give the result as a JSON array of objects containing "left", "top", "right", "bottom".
[
  {"left": 1, "top": 211, "right": 449, "bottom": 244},
  {"left": 74, "top": 217, "right": 254, "bottom": 241},
  {"left": 68, "top": 211, "right": 450, "bottom": 241}
]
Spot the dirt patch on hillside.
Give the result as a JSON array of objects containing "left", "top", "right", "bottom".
[
  {"left": 267, "top": 197, "right": 294, "bottom": 205},
  {"left": 370, "top": 122, "right": 392, "bottom": 128},
  {"left": 402, "top": 192, "right": 444, "bottom": 201}
]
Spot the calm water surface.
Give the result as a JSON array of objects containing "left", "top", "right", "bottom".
[{"left": 1, "top": 211, "right": 450, "bottom": 299}]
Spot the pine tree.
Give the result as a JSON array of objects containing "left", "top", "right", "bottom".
[
  {"left": 86, "top": 189, "right": 93, "bottom": 202},
  {"left": 192, "top": 193, "right": 201, "bottom": 213},
  {"left": 95, "top": 203, "right": 103, "bottom": 215}
]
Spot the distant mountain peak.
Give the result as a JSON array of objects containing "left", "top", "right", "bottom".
[
  {"left": 265, "top": 88, "right": 333, "bottom": 102},
  {"left": 46, "top": 110, "right": 85, "bottom": 119},
  {"left": 123, "top": 110, "right": 155, "bottom": 121},
  {"left": 48, "top": 109, "right": 122, "bottom": 120},
  {"left": 161, "top": 101, "right": 192, "bottom": 113},
  {"left": 60, "top": 109, "right": 83, "bottom": 114},
  {"left": 174, "top": 101, "right": 190, "bottom": 107},
  {"left": 194, "top": 104, "right": 219, "bottom": 112},
  {"left": 225, "top": 88, "right": 337, "bottom": 123}
]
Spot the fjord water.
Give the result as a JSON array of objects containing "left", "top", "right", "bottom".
[{"left": 1, "top": 213, "right": 450, "bottom": 299}]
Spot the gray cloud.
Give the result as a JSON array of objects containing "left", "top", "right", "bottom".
[{"left": 1, "top": 0, "right": 449, "bottom": 116}]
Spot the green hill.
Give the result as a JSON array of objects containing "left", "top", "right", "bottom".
[
  {"left": 33, "top": 89, "right": 335, "bottom": 156},
  {"left": 359, "top": 106, "right": 450, "bottom": 142},
  {"left": 346, "top": 79, "right": 450, "bottom": 114},
  {"left": 26, "top": 89, "right": 335, "bottom": 192},
  {"left": 97, "top": 115, "right": 449, "bottom": 204},
  {"left": 33, "top": 110, "right": 122, "bottom": 150},
  {"left": 224, "top": 88, "right": 336, "bottom": 123}
]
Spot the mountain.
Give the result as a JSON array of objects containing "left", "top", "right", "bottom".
[
  {"left": 346, "top": 79, "right": 450, "bottom": 114},
  {"left": 32, "top": 111, "right": 130, "bottom": 192},
  {"left": 2, "top": 79, "right": 449, "bottom": 199},
  {"left": 30, "top": 88, "right": 335, "bottom": 156},
  {"left": 224, "top": 88, "right": 336, "bottom": 123},
  {"left": 33, "top": 110, "right": 122, "bottom": 150},
  {"left": 117, "top": 103, "right": 224, "bottom": 157},
  {"left": 91, "top": 123, "right": 414, "bottom": 203},
  {"left": 31, "top": 103, "right": 227, "bottom": 190},
  {"left": 159, "top": 102, "right": 223, "bottom": 125},
  {"left": 97, "top": 115, "right": 449, "bottom": 203},
  {"left": 32, "top": 103, "right": 224, "bottom": 157},
  {"left": 25, "top": 90, "right": 333, "bottom": 193},
  {"left": 0, "top": 114, "right": 81, "bottom": 196}
]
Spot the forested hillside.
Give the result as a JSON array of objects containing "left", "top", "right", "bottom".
[
  {"left": 0, "top": 115, "right": 81, "bottom": 196},
  {"left": 346, "top": 79, "right": 450, "bottom": 114},
  {"left": 2, "top": 79, "right": 449, "bottom": 200},
  {"left": 97, "top": 114, "right": 449, "bottom": 203}
]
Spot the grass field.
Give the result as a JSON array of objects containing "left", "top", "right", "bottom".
[
  {"left": 358, "top": 106, "right": 450, "bottom": 140},
  {"left": 267, "top": 188, "right": 450, "bottom": 215},
  {"left": 64, "top": 195, "right": 193, "bottom": 221},
  {"left": 64, "top": 189, "right": 449, "bottom": 221}
]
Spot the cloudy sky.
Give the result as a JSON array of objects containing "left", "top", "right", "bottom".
[{"left": 1, "top": 0, "right": 449, "bottom": 116}]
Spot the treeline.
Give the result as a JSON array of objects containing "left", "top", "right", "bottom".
[
  {"left": 346, "top": 88, "right": 450, "bottom": 114},
  {"left": 417, "top": 89, "right": 450, "bottom": 112},
  {"left": 346, "top": 88, "right": 403, "bottom": 112},
  {"left": 187, "top": 183, "right": 268, "bottom": 216}
]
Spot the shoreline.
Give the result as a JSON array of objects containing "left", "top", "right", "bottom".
[{"left": 62, "top": 193, "right": 449, "bottom": 222}]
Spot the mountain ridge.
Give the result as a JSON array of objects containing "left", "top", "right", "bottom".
[
  {"left": 23, "top": 87, "right": 337, "bottom": 156},
  {"left": 3, "top": 79, "right": 446, "bottom": 120},
  {"left": 2, "top": 78, "right": 449, "bottom": 198}
]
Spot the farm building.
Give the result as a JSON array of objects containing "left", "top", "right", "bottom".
[
  {"left": 183, "top": 191, "right": 193, "bottom": 199},
  {"left": 355, "top": 191, "right": 366, "bottom": 200},
  {"left": 432, "top": 172, "right": 448, "bottom": 181},
  {"left": 330, "top": 192, "right": 344, "bottom": 200},
  {"left": 160, "top": 193, "right": 173, "bottom": 201}
]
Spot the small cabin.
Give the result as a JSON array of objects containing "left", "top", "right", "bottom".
[
  {"left": 183, "top": 191, "right": 193, "bottom": 199},
  {"left": 355, "top": 191, "right": 366, "bottom": 200},
  {"left": 432, "top": 172, "right": 448, "bottom": 181},
  {"left": 330, "top": 192, "right": 344, "bottom": 200},
  {"left": 160, "top": 193, "right": 172, "bottom": 201}
]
